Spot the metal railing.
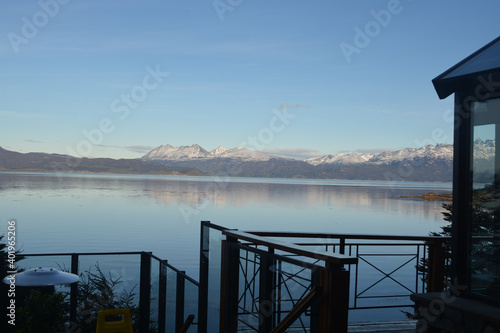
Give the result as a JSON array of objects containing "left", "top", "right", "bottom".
[
  {"left": 198, "top": 222, "right": 454, "bottom": 333},
  {"left": 20, "top": 251, "right": 198, "bottom": 333},
  {"left": 199, "top": 222, "right": 358, "bottom": 333},
  {"left": 250, "top": 232, "right": 450, "bottom": 310},
  {"left": 18, "top": 223, "right": 459, "bottom": 333}
]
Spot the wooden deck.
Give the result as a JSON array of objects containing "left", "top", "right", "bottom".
[
  {"left": 238, "top": 320, "right": 417, "bottom": 332},
  {"left": 348, "top": 320, "right": 417, "bottom": 333}
]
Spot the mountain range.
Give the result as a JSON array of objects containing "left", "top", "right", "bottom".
[
  {"left": 141, "top": 143, "right": 458, "bottom": 182},
  {"left": 0, "top": 146, "right": 205, "bottom": 176},
  {"left": 1, "top": 140, "right": 494, "bottom": 182},
  {"left": 142, "top": 144, "right": 279, "bottom": 162},
  {"left": 308, "top": 143, "right": 454, "bottom": 166}
]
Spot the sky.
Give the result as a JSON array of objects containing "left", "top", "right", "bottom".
[{"left": 1, "top": 1, "right": 499, "bottom": 160}]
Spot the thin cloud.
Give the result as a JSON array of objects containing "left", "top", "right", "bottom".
[
  {"left": 258, "top": 148, "right": 324, "bottom": 160},
  {"left": 280, "top": 104, "right": 312, "bottom": 109},
  {"left": 24, "top": 139, "right": 44, "bottom": 143},
  {"left": 355, "top": 148, "right": 395, "bottom": 155},
  {"left": 0, "top": 110, "right": 57, "bottom": 120},
  {"left": 125, "top": 145, "right": 155, "bottom": 154},
  {"left": 96, "top": 144, "right": 154, "bottom": 154}
]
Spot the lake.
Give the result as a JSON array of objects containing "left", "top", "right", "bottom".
[{"left": 0, "top": 172, "right": 451, "bottom": 278}]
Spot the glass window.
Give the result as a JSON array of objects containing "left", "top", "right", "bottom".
[{"left": 471, "top": 98, "right": 500, "bottom": 300}]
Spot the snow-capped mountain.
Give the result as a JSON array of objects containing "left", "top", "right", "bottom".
[
  {"left": 369, "top": 144, "right": 453, "bottom": 164},
  {"left": 138, "top": 141, "right": 492, "bottom": 182},
  {"left": 142, "top": 144, "right": 209, "bottom": 160},
  {"left": 305, "top": 144, "right": 455, "bottom": 166},
  {"left": 142, "top": 144, "right": 280, "bottom": 162},
  {"left": 473, "top": 138, "right": 495, "bottom": 160},
  {"left": 209, "top": 146, "right": 229, "bottom": 157},
  {"left": 305, "top": 153, "right": 374, "bottom": 166},
  {"left": 211, "top": 146, "right": 277, "bottom": 161}
]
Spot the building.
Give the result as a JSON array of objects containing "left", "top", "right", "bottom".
[{"left": 412, "top": 36, "right": 500, "bottom": 333}]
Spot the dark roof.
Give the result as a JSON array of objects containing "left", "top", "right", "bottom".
[{"left": 432, "top": 36, "right": 500, "bottom": 99}]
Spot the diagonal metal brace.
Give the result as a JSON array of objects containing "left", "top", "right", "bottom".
[{"left": 270, "top": 286, "right": 318, "bottom": 333}]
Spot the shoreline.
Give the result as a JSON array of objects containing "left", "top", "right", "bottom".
[{"left": 401, "top": 192, "right": 452, "bottom": 201}]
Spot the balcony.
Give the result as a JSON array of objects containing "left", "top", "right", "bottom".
[{"left": 7, "top": 220, "right": 458, "bottom": 333}]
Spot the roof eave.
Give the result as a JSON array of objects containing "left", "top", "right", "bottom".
[
  {"left": 432, "top": 36, "right": 500, "bottom": 100},
  {"left": 432, "top": 69, "right": 500, "bottom": 100}
]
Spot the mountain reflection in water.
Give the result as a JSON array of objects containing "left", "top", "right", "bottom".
[{"left": 0, "top": 172, "right": 451, "bottom": 275}]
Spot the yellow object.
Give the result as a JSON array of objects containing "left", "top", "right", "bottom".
[{"left": 95, "top": 308, "right": 133, "bottom": 333}]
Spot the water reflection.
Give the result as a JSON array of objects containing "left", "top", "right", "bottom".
[
  {"left": 0, "top": 172, "right": 451, "bottom": 272},
  {"left": 0, "top": 172, "right": 449, "bottom": 219},
  {"left": 138, "top": 176, "right": 449, "bottom": 221}
]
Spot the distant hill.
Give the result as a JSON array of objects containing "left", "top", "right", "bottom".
[
  {"left": 0, "top": 147, "right": 206, "bottom": 176},
  {"left": 143, "top": 144, "right": 290, "bottom": 162},
  {"left": 141, "top": 143, "right": 460, "bottom": 182},
  {"left": 4, "top": 141, "right": 491, "bottom": 182},
  {"left": 305, "top": 144, "right": 454, "bottom": 166}
]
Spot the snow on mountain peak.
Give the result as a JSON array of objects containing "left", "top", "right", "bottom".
[
  {"left": 142, "top": 144, "right": 209, "bottom": 160},
  {"left": 142, "top": 141, "right": 489, "bottom": 166},
  {"left": 304, "top": 144, "right": 455, "bottom": 166},
  {"left": 210, "top": 146, "right": 229, "bottom": 156},
  {"left": 142, "top": 144, "right": 279, "bottom": 162},
  {"left": 305, "top": 152, "right": 374, "bottom": 166}
]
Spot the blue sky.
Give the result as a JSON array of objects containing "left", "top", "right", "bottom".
[{"left": 1, "top": 1, "right": 499, "bottom": 160}]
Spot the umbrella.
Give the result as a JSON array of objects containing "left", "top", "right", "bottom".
[{"left": 3, "top": 267, "right": 79, "bottom": 286}]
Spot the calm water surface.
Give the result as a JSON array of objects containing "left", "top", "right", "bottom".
[{"left": 0, "top": 172, "right": 451, "bottom": 277}]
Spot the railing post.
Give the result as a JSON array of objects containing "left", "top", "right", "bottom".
[
  {"left": 158, "top": 261, "right": 167, "bottom": 333},
  {"left": 70, "top": 253, "right": 79, "bottom": 324},
  {"left": 339, "top": 237, "right": 346, "bottom": 255},
  {"left": 310, "top": 267, "right": 320, "bottom": 333},
  {"left": 139, "top": 252, "right": 152, "bottom": 333},
  {"left": 219, "top": 236, "right": 239, "bottom": 333},
  {"left": 427, "top": 239, "right": 447, "bottom": 292},
  {"left": 258, "top": 248, "right": 275, "bottom": 333},
  {"left": 318, "top": 263, "right": 350, "bottom": 333},
  {"left": 175, "top": 271, "right": 186, "bottom": 333},
  {"left": 198, "top": 221, "right": 210, "bottom": 333}
]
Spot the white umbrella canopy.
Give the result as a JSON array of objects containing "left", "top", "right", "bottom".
[{"left": 3, "top": 267, "right": 79, "bottom": 286}]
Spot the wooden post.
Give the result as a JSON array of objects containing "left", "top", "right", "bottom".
[
  {"left": 318, "top": 263, "right": 350, "bottom": 333},
  {"left": 70, "top": 253, "right": 79, "bottom": 325},
  {"left": 427, "top": 240, "right": 446, "bottom": 292},
  {"left": 259, "top": 249, "right": 275, "bottom": 333},
  {"left": 158, "top": 261, "right": 167, "bottom": 333},
  {"left": 339, "top": 237, "right": 346, "bottom": 255},
  {"left": 310, "top": 268, "right": 320, "bottom": 333},
  {"left": 198, "top": 221, "right": 210, "bottom": 333},
  {"left": 139, "top": 252, "right": 152, "bottom": 333},
  {"left": 175, "top": 271, "right": 186, "bottom": 333},
  {"left": 219, "top": 237, "right": 240, "bottom": 333}
]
